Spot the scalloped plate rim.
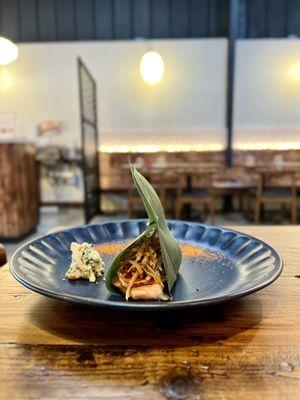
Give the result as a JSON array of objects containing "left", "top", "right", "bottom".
[{"left": 9, "top": 220, "right": 283, "bottom": 311}]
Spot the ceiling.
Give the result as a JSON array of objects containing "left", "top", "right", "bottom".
[{"left": 0, "top": 0, "right": 299, "bottom": 43}]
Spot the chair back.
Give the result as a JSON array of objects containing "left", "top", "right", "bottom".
[
  {"left": 256, "top": 169, "right": 297, "bottom": 198},
  {"left": 128, "top": 170, "right": 176, "bottom": 196},
  {"left": 127, "top": 171, "right": 152, "bottom": 196}
]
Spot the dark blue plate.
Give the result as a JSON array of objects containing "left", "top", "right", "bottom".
[{"left": 10, "top": 220, "right": 283, "bottom": 310}]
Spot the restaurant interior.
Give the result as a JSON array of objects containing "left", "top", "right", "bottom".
[
  {"left": 1, "top": 1, "right": 300, "bottom": 399},
  {"left": 1, "top": 0, "right": 300, "bottom": 256}
]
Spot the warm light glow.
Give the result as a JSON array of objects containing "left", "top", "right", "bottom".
[
  {"left": 0, "top": 37, "right": 18, "bottom": 65},
  {"left": 100, "top": 143, "right": 224, "bottom": 153},
  {"left": 140, "top": 51, "right": 164, "bottom": 84},
  {"left": 235, "top": 142, "right": 300, "bottom": 150},
  {"left": 287, "top": 62, "right": 300, "bottom": 82},
  {"left": 0, "top": 68, "right": 13, "bottom": 89},
  {"left": 99, "top": 142, "right": 300, "bottom": 153}
]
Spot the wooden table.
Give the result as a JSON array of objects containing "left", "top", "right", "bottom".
[{"left": 1, "top": 226, "right": 299, "bottom": 399}]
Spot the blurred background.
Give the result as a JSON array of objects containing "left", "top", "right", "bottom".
[{"left": 1, "top": 0, "right": 300, "bottom": 255}]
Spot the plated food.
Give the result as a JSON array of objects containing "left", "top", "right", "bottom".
[
  {"left": 66, "top": 166, "right": 182, "bottom": 302},
  {"left": 65, "top": 242, "right": 105, "bottom": 282},
  {"left": 109, "top": 232, "right": 169, "bottom": 301},
  {"left": 105, "top": 166, "right": 182, "bottom": 301},
  {"left": 11, "top": 219, "right": 283, "bottom": 310},
  {"left": 10, "top": 171, "right": 283, "bottom": 310}
]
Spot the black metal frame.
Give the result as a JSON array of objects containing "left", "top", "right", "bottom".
[
  {"left": 226, "top": 0, "right": 238, "bottom": 167},
  {"left": 78, "top": 57, "right": 101, "bottom": 223},
  {"left": 226, "top": 0, "right": 247, "bottom": 167}
]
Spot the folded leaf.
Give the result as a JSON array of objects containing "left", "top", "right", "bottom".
[
  {"left": 105, "top": 166, "right": 182, "bottom": 294},
  {"left": 131, "top": 166, "right": 182, "bottom": 290}
]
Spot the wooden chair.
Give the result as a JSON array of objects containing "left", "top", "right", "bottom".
[
  {"left": 212, "top": 165, "right": 256, "bottom": 214},
  {"left": 249, "top": 170, "right": 298, "bottom": 224},
  {"left": 175, "top": 171, "right": 215, "bottom": 223},
  {"left": 127, "top": 172, "right": 167, "bottom": 218}
]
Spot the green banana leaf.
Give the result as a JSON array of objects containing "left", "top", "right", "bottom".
[{"left": 105, "top": 166, "right": 182, "bottom": 294}]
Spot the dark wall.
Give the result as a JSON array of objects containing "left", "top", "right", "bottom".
[
  {"left": 246, "top": 0, "right": 300, "bottom": 38},
  {"left": 0, "top": 0, "right": 228, "bottom": 42},
  {"left": 0, "top": 0, "right": 300, "bottom": 43}
]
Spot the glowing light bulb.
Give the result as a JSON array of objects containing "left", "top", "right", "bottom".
[
  {"left": 287, "top": 62, "right": 300, "bottom": 82},
  {"left": 0, "top": 37, "right": 18, "bottom": 65},
  {"left": 140, "top": 51, "right": 164, "bottom": 84}
]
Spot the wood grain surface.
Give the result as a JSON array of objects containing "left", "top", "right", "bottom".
[
  {"left": 1, "top": 226, "right": 299, "bottom": 400},
  {"left": 0, "top": 143, "right": 39, "bottom": 239}
]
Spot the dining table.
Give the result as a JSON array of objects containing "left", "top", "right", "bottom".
[{"left": 1, "top": 225, "right": 299, "bottom": 399}]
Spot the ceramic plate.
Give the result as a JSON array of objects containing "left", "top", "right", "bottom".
[{"left": 10, "top": 220, "right": 283, "bottom": 310}]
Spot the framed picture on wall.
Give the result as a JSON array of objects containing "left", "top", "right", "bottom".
[
  {"left": 0, "top": 112, "right": 15, "bottom": 139},
  {"left": 37, "top": 121, "right": 61, "bottom": 137}
]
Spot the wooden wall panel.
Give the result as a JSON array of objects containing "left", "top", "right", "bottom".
[{"left": 0, "top": 144, "right": 39, "bottom": 239}]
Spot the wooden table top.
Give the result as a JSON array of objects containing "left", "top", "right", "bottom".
[
  {"left": 237, "top": 163, "right": 300, "bottom": 173},
  {"left": 1, "top": 226, "right": 299, "bottom": 400}
]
